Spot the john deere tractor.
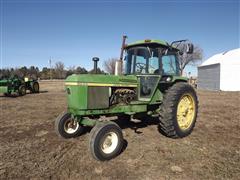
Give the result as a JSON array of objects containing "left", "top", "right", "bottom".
[
  {"left": 55, "top": 36, "right": 198, "bottom": 161},
  {"left": 0, "top": 76, "right": 39, "bottom": 96}
]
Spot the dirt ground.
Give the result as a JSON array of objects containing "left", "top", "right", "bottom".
[{"left": 0, "top": 81, "right": 239, "bottom": 180}]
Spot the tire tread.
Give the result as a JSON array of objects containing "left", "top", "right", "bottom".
[{"left": 159, "top": 82, "right": 198, "bottom": 138}]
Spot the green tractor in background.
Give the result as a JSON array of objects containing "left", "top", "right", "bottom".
[
  {"left": 0, "top": 76, "right": 39, "bottom": 96},
  {"left": 55, "top": 36, "right": 198, "bottom": 161}
]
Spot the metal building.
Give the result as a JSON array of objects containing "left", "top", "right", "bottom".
[{"left": 198, "top": 48, "right": 240, "bottom": 91}]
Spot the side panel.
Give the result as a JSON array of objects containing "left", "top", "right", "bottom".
[
  {"left": 198, "top": 64, "right": 220, "bottom": 91},
  {"left": 66, "top": 85, "right": 88, "bottom": 109},
  {"left": 0, "top": 86, "right": 8, "bottom": 93},
  {"left": 88, "top": 86, "right": 109, "bottom": 109}
]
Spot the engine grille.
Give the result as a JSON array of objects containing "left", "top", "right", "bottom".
[{"left": 87, "top": 86, "right": 109, "bottom": 109}]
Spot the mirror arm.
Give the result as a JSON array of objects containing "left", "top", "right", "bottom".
[{"left": 170, "top": 39, "right": 188, "bottom": 46}]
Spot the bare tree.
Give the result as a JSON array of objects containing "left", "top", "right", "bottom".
[
  {"left": 178, "top": 44, "right": 203, "bottom": 75},
  {"left": 103, "top": 58, "right": 118, "bottom": 74},
  {"left": 55, "top": 61, "right": 66, "bottom": 79},
  {"left": 40, "top": 67, "right": 51, "bottom": 79}
]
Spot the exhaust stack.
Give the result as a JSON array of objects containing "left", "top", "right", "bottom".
[
  {"left": 114, "top": 61, "right": 122, "bottom": 76},
  {"left": 115, "top": 35, "right": 127, "bottom": 76},
  {"left": 120, "top": 35, "right": 127, "bottom": 61},
  {"left": 92, "top": 57, "right": 99, "bottom": 74}
]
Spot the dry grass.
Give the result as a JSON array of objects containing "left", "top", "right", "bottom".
[{"left": 0, "top": 81, "right": 239, "bottom": 179}]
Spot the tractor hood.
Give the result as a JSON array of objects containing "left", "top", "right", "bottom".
[
  {"left": 65, "top": 74, "right": 138, "bottom": 111},
  {"left": 65, "top": 74, "right": 138, "bottom": 87}
]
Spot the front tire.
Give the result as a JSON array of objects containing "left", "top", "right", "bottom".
[
  {"left": 31, "top": 82, "right": 39, "bottom": 93},
  {"left": 159, "top": 82, "right": 198, "bottom": 138},
  {"left": 89, "top": 121, "right": 123, "bottom": 161},
  {"left": 55, "top": 112, "right": 84, "bottom": 138},
  {"left": 18, "top": 85, "right": 26, "bottom": 96}
]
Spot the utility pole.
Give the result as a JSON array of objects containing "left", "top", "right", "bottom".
[{"left": 49, "top": 57, "right": 52, "bottom": 80}]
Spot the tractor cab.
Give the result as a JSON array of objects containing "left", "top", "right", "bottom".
[{"left": 124, "top": 41, "right": 180, "bottom": 76}]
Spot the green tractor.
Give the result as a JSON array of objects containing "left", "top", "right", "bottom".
[
  {"left": 55, "top": 36, "right": 198, "bottom": 161},
  {"left": 0, "top": 76, "right": 39, "bottom": 96}
]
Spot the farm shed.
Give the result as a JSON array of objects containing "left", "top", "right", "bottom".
[{"left": 198, "top": 48, "right": 240, "bottom": 91}]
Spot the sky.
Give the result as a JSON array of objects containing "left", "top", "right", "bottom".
[{"left": 0, "top": 0, "right": 239, "bottom": 76}]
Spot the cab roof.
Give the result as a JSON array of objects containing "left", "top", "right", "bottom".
[{"left": 125, "top": 39, "right": 179, "bottom": 51}]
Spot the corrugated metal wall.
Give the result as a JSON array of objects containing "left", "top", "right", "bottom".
[{"left": 198, "top": 63, "right": 220, "bottom": 90}]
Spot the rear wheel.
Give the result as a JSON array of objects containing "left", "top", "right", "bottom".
[
  {"left": 55, "top": 112, "right": 85, "bottom": 138},
  {"left": 159, "top": 82, "right": 198, "bottom": 138},
  {"left": 18, "top": 85, "right": 26, "bottom": 96},
  {"left": 89, "top": 121, "right": 123, "bottom": 161}
]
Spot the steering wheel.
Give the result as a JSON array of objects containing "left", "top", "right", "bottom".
[
  {"left": 135, "top": 63, "right": 146, "bottom": 73},
  {"left": 148, "top": 63, "right": 157, "bottom": 73}
]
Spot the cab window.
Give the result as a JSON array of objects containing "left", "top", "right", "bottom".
[
  {"left": 126, "top": 47, "right": 159, "bottom": 74},
  {"left": 125, "top": 47, "right": 179, "bottom": 75},
  {"left": 162, "top": 55, "right": 178, "bottom": 75}
]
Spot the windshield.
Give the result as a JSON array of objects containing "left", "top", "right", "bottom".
[{"left": 125, "top": 47, "right": 179, "bottom": 75}]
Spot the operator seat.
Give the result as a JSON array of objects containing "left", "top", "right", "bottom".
[{"left": 154, "top": 69, "right": 164, "bottom": 74}]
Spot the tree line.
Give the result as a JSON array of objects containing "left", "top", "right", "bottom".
[{"left": 0, "top": 61, "right": 105, "bottom": 80}]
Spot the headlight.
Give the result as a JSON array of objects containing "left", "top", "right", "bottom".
[{"left": 66, "top": 88, "right": 71, "bottom": 94}]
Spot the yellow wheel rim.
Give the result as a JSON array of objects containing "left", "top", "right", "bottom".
[{"left": 177, "top": 94, "right": 195, "bottom": 130}]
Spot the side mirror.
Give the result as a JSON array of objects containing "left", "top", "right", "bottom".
[{"left": 186, "top": 43, "right": 194, "bottom": 54}]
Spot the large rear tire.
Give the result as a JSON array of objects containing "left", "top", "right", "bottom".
[
  {"left": 159, "top": 82, "right": 198, "bottom": 138},
  {"left": 55, "top": 112, "right": 85, "bottom": 138},
  {"left": 89, "top": 121, "right": 123, "bottom": 161}
]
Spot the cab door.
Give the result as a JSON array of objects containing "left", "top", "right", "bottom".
[
  {"left": 138, "top": 75, "right": 161, "bottom": 101},
  {"left": 133, "top": 47, "right": 161, "bottom": 101}
]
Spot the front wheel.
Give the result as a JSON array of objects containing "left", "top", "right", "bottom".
[
  {"left": 55, "top": 112, "right": 85, "bottom": 138},
  {"left": 89, "top": 121, "right": 123, "bottom": 161},
  {"left": 159, "top": 82, "right": 198, "bottom": 138},
  {"left": 18, "top": 85, "right": 26, "bottom": 96},
  {"left": 31, "top": 82, "right": 39, "bottom": 93}
]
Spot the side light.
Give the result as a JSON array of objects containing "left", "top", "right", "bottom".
[{"left": 166, "top": 77, "right": 172, "bottom": 82}]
